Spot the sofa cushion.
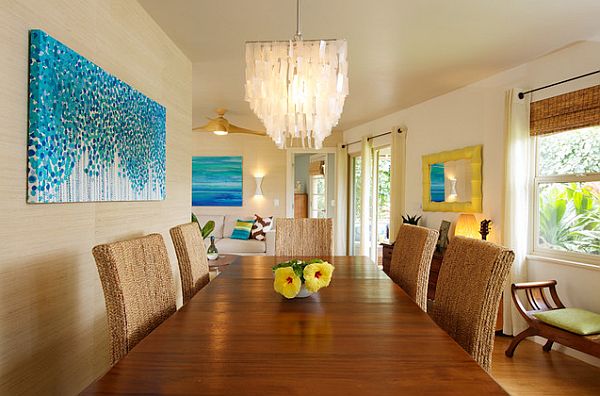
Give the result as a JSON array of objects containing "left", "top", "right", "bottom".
[
  {"left": 215, "top": 238, "right": 266, "bottom": 254},
  {"left": 195, "top": 214, "right": 225, "bottom": 239},
  {"left": 251, "top": 214, "right": 274, "bottom": 241},
  {"left": 231, "top": 219, "right": 255, "bottom": 240},
  {"left": 223, "top": 215, "right": 253, "bottom": 238}
]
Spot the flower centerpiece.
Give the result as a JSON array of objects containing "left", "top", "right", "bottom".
[{"left": 272, "top": 259, "right": 335, "bottom": 299}]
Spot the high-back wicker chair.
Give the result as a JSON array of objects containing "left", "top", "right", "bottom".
[
  {"left": 92, "top": 234, "right": 177, "bottom": 365},
  {"left": 170, "top": 222, "right": 210, "bottom": 305},
  {"left": 429, "top": 236, "right": 514, "bottom": 371},
  {"left": 389, "top": 224, "right": 439, "bottom": 311},
  {"left": 275, "top": 218, "right": 333, "bottom": 257}
]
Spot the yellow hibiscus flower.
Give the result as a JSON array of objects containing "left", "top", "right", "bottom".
[
  {"left": 303, "top": 262, "right": 335, "bottom": 293},
  {"left": 273, "top": 267, "right": 301, "bottom": 299}
]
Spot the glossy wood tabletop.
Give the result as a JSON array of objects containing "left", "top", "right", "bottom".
[{"left": 83, "top": 256, "right": 507, "bottom": 395}]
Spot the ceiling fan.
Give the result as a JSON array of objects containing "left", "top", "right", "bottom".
[{"left": 192, "top": 108, "right": 265, "bottom": 136}]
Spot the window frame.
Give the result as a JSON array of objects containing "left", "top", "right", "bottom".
[
  {"left": 531, "top": 130, "right": 600, "bottom": 266},
  {"left": 309, "top": 174, "right": 326, "bottom": 218}
]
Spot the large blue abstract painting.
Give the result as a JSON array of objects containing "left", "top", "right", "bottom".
[
  {"left": 430, "top": 162, "right": 445, "bottom": 202},
  {"left": 192, "top": 156, "right": 243, "bottom": 206},
  {"left": 27, "top": 30, "right": 166, "bottom": 203}
]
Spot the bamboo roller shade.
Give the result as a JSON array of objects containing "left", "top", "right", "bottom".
[
  {"left": 530, "top": 84, "right": 600, "bottom": 136},
  {"left": 309, "top": 160, "right": 325, "bottom": 176}
]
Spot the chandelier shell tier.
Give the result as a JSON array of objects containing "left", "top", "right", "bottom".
[{"left": 245, "top": 39, "right": 349, "bottom": 149}]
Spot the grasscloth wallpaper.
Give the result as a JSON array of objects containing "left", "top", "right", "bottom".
[{"left": 0, "top": 1, "right": 192, "bottom": 394}]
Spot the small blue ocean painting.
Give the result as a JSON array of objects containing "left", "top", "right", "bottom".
[
  {"left": 430, "top": 163, "right": 445, "bottom": 202},
  {"left": 27, "top": 30, "right": 166, "bottom": 203},
  {"left": 192, "top": 156, "right": 243, "bottom": 206}
]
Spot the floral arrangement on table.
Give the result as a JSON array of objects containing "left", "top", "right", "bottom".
[{"left": 272, "top": 259, "right": 335, "bottom": 299}]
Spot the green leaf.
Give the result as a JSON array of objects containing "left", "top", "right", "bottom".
[{"left": 201, "top": 220, "right": 215, "bottom": 239}]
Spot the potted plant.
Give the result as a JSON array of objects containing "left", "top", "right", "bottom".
[
  {"left": 192, "top": 213, "right": 218, "bottom": 259},
  {"left": 272, "top": 259, "right": 335, "bottom": 299}
]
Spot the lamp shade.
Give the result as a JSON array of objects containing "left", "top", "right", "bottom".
[
  {"left": 454, "top": 214, "right": 479, "bottom": 239},
  {"left": 254, "top": 176, "right": 264, "bottom": 196}
]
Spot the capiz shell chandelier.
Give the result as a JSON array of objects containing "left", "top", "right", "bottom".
[{"left": 244, "top": 0, "right": 348, "bottom": 149}]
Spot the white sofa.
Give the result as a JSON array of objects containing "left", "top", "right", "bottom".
[{"left": 195, "top": 214, "right": 275, "bottom": 256}]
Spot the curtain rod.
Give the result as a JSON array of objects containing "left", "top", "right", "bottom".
[
  {"left": 517, "top": 69, "right": 600, "bottom": 99},
  {"left": 341, "top": 127, "right": 404, "bottom": 148}
]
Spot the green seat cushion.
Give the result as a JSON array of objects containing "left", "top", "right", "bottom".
[{"left": 533, "top": 308, "right": 600, "bottom": 336}]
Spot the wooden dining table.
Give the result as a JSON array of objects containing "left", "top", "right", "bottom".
[{"left": 83, "top": 256, "right": 507, "bottom": 395}]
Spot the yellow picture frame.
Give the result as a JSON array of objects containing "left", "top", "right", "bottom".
[{"left": 422, "top": 145, "right": 482, "bottom": 213}]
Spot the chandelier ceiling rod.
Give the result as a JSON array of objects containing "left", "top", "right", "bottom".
[{"left": 295, "top": 0, "right": 301, "bottom": 39}]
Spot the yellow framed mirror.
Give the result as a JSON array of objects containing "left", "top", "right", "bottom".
[{"left": 422, "top": 145, "right": 482, "bottom": 212}]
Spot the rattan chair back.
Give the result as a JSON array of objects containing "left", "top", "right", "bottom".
[
  {"left": 429, "top": 236, "right": 514, "bottom": 371},
  {"left": 92, "top": 233, "right": 176, "bottom": 364},
  {"left": 389, "top": 224, "right": 439, "bottom": 311},
  {"left": 275, "top": 218, "right": 333, "bottom": 257},
  {"left": 170, "top": 222, "right": 210, "bottom": 304}
]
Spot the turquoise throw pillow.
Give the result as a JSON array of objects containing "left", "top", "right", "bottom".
[
  {"left": 231, "top": 219, "right": 255, "bottom": 240},
  {"left": 533, "top": 308, "right": 600, "bottom": 336}
]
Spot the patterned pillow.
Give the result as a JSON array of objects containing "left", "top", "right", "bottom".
[
  {"left": 250, "top": 214, "right": 273, "bottom": 241},
  {"left": 231, "top": 219, "right": 255, "bottom": 240}
]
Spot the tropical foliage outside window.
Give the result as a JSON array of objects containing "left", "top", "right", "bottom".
[
  {"left": 351, "top": 156, "right": 362, "bottom": 255},
  {"left": 535, "top": 126, "right": 600, "bottom": 258},
  {"left": 376, "top": 150, "right": 391, "bottom": 244}
]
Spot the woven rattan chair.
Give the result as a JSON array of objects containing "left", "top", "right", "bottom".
[
  {"left": 170, "top": 222, "right": 210, "bottom": 305},
  {"left": 92, "top": 234, "right": 177, "bottom": 365},
  {"left": 275, "top": 218, "right": 333, "bottom": 257},
  {"left": 389, "top": 224, "right": 439, "bottom": 311},
  {"left": 429, "top": 236, "right": 514, "bottom": 371}
]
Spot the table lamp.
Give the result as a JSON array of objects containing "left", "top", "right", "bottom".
[{"left": 454, "top": 214, "right": 479, "bottom": 239}]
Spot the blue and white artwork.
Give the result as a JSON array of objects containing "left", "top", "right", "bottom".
[
  {"left": 27, "top": 30, "right": 166, "bottom": 203},
  {"left": 192, "top": 156, "right": 243, "bottom": 206},
  {"left": 430, "top": 163, "right": 445, "bottom": 202}
]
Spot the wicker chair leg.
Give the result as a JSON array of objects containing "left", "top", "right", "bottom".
[
  {"left": 505, "top": 327, "right": 538, "bottom": 357},
  {"left": 542, "top": 339, "right": 554, "bottom": 352}
]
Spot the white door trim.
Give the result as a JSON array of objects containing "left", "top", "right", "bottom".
[{"left": 285, "top": 148, "right": 337, "bottom": 218}]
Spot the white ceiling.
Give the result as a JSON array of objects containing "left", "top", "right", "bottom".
[{"left": 139, "top": 0, "right": 600, "bottom": 131}]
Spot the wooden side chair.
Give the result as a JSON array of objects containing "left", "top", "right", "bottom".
[
  {"left": 170, "top": 222, "right": 210, "bottom": 305},
  {"left": 389, "top": 224, "right": 439, "bottom": 311},
  {"left": 505, "top": 280, "right": 600, "bottom": 358},
  {"left": 92, "top": 234, "right": 177, "bottom": 364},
  {"left": 429, "top": 236, "right": 515, "bottom": 371},
  {"left": 275, "top": 218, "right": 333, "bottom": 257}
]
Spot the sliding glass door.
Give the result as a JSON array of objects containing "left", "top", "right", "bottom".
[
  {"left": 374, "top": 147, "right": 391, "bottom": 264},
  {"left": 349, "top": 155, "right": 362, "bottom": 255},
  {"left": 348, "top": 145, "right": 391, "bottom": 262}
]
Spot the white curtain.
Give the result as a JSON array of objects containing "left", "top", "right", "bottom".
[
  {"left": 335, "top": 144, "right": 348, "bottom": 255},
  {"left": 360, "top": 137, "right": 372, "bottom": 258},
  {"left": 389, "top": 127, "right": 407, "bottom": 243},
  {"left": 502, "top": 89, "right": 532, "bottom": 336}
]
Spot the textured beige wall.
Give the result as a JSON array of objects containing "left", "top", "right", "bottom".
[
  {"left": 191, "top": 131, "right": 343, "bottom": 219},
  {"left": 0, "top": 1, "right": 192, "bottom": 394}
]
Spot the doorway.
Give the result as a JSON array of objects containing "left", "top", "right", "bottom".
[{"left": 287, "top": 149, "right": 337, "bottom": 221}]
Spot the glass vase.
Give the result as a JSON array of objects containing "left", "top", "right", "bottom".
[{"left": 207, "top": 236, "right": 219, "bottom": 260}]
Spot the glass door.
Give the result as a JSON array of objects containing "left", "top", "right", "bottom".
[
  {"left": 349, "top": 155, "right": 362, "bottom": 255},
  {"left": 374, "top": 147, "right": 391, "bottom": 264}
]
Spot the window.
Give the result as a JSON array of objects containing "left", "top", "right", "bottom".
[
  {"left": 309, "top": 174, "right": 326, "bottom": 218},
  {"left": 534, "top": 126, "right": 600, "bottom": 261}
]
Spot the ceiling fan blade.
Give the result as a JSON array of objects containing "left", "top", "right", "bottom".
[
  {"left": 228, "top": 122, "right": 266, "bottom": 136},
  {"left": 192, "top": 117, "right": 227, "bottom": 132}
]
